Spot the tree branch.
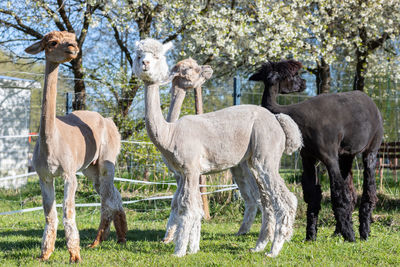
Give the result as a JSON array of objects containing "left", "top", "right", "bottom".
[
  {"left": 57, "top": 0, "right": 74, "bottom": 32},
  {"left": 37, "top": 1, "right": 66, "bottom": 31},
  {"left": 111, "top": 24, "right": 133, "bottom": 67},
  {"left": 0, "top": 10, "right": 43, "bottom": 39},
  {"left": 163, "top": 1, "right": 211, "bottom": 43},
  {"left": 368, "top": 33, "right": 389, "bottom": 51},
  {"left": 101, "top": 11, "right": 133, "bottom": 67},
  {"left": 77, "top": 3, "right": 100, "bottom": 47}
]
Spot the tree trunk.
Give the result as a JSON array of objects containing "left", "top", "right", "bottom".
[
  {"left": 353, "top": 48, "right": 367, "bottom": 92},
  {"left": 315, "top": 58, "right": 331, "bottom": 94},
  {"left": 194, "top": 86, "right": 211, "bottom": 220},
  {"left": 71, "top": 57, "right": 86, "bottom": 110}
]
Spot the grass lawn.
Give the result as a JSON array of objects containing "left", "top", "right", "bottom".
[{"left": 1, "top": 170, "right": 400, "bottom": 266}]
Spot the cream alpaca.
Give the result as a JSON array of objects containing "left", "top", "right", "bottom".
[{"left": 25, "top": 31, "right": 127, "bottom": 263}]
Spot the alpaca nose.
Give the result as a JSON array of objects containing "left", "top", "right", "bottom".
[
  {"left": 143, "top": 60, "right": 150, "bottom": 67},
  {"left": 65, "top": 42, "right": 79, "bottom": 55}
]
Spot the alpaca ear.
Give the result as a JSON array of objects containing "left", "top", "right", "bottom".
[
  {"left": 25, "top": 40, "right": 44, "bottom": 55},
  {"left": 134, "top": 40, "right": 142, "bottom": 51},
  {"left": 162, "top": 42, "right": 173, "bottom": 54},
  {"left": 201, "top": 65, "right": 213, "bottom": 80},
  {"left": 288, "top": 60, "right": 303, "bottom": 74},
  {"left": 248, "top": 72, "right": 263, "bottom": 81},
  {"left": 169, "top": 64, "right": 180, "bottom": 79}
]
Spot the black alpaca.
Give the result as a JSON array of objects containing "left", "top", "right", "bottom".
[{"left": 249, "top": 60, "right": 383, "bottom": 242}]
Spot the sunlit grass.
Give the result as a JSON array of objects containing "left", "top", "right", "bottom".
[{"left": 1, "top": 172, "right": 400, "bottom": 266}]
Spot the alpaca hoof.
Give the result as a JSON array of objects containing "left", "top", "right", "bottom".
[
  {"left": 188, "top": 248, "right": 199, "bottom": 255},
  {"left": 343, "top": 233, "right": 356, "bottom": 242},
  {"left": 332, "top": 230, "right": 341, "bottom": 237},
  {"left": 162, "top": 237, "right": 173, "bottom": 244},
  {"left": 235, "top": 230, "right": 248, "bottom": 236},
  {"left": 173, "top": 251, "right": 186, "bottom": 257},
  {"left": 117, "top": 238, "right": 126, "bottom": 245},
  {"left": 305, "top": 234, "right": 317, "bottom": 241},
  {"left": 250, "top": 247, "right": 263, "bottom": 253},
  {"left": 38, "top": 254, "right": 50, "bottom": 262},
  {"left": 266, "top": 252, "right": 277, "bottom": 258},
  {"left": 188, "top": 244, "right": 200, "bottom": 254},
  {"left": 69, "top": 254, "right": 82, "bottom": 263},
  {"left": 344, "top": 236, "right": 356, "bottom": 242},
  {"left": 38, "top": 249, "right": 53, "bottom": 261},
  {"left": 87, "top": 240, "right": 100, "bottom": 248}
]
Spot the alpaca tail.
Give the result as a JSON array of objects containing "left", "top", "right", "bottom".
[{"left": 275, "top": 113, "right": 302, "bottom": 155}]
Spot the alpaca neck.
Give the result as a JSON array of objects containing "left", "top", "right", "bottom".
[
  {"left": 40, "top": 61, "right": 59, "bottom": 143},
  {"left": 166, "top": 84, "right": 187, "bottom": 122},
  {"left": 262, "top": 83, "right": 288, "bottom": 114},
  {"left": 144, "top": 83, "right": 172, "bottom": 149}
]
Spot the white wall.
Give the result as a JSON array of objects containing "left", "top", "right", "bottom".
[{"left": 0, "top": 76, "right": 40, "bottom": 188}]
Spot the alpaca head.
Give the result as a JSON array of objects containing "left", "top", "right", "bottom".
[
  {"left": 249, "top": 60, "right": 306, "bottom": 94},
  {"left": 170, "top": 58, "right": 213, "bottom": 90},
  {"left": 25, "top": 31, "right": 79, "bottom": 64},
  {"left": 133, "top": 38, "right": 173, "bottom": 84}
]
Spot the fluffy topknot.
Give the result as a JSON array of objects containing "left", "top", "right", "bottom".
[{"left": 249, "top": 60, "right": 303, "bottom": 84}]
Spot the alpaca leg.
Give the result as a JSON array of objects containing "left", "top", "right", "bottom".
[
  {"left": 188, "top": 208, "right": 203, "bottom": 254},
  {"left": 63, "top": 174, "right": 81, "bottom": 263},
  {"left": 243, "top": 163, "right": 275, "bottom": 238},
  {"left": 84, "top": 166, "right": 111, "bottom": 247},
  {"left": 163, "top": 173, "right": 181, "bottom": 244},
  {"left": 268, "top": 177, "right": 297, "bottom": 257},
  {"left": 359, "top": 152, "right": 378, "bottom": 240},
  {"left": 246, "top": 162, "right": 274, "bottom": 253},
  {"left": 108, "top": 163, "right": 127, "bottom": 245},
  {"left": 326, "top": 159, "right": 355, "bottom": 242},
  {"left": 231, "top": 166, "right": 259, "bottom": 236},
  {"left": 89, "top": 161, "right": 127, "bottom": 248},
  {"left": 39, "top": 177, "right": 58, "bottom": 261},
  {"left": 174, "top": 172, "right": 202, "bottom": 257},
  {"left": 334, "top": 155, "right": 357, "bottom": 236},
  {"left": 83, "top": 166, "right": 111, "bottom": 246},
  {"left": 300, "top": 154, "right": 321, "bottom": 241},
  {"left": 250, "top": 160, "right": 297, "bottom": 257},
  {"left": 113, "top": 202, "right": 127, "bottom": 244}
]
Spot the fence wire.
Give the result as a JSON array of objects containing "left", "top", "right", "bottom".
[{"left": 0, "top": 72, "right": 399, "bottom": 215}]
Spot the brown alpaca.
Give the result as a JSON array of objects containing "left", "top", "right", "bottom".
[{"left": 25, "top": 31, "right": 127, "bottom": 263}]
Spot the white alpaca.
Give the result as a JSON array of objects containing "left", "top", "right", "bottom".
[
  {"left": 134, "top": 39, "right": 301, "bottom": 257},
  {"left": 25, "top": 31, "right": 127, "bottom": 263}
]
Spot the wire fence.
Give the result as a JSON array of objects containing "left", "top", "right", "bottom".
[{"left": 0, "top": 71, "right": 399, "bottom": 215}]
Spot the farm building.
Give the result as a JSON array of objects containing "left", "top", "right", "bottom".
[{"left": 0, "top": 75, "right": 40, "bottom": 188}]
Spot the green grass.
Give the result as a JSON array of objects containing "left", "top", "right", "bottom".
[{"left": 1, "top": 172, "right": 400, "bottom": 266}]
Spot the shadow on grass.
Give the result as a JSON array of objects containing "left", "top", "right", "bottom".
[
  {"left": 125, "top": 228, "right": 165, "bottom": 242},
  {"left": 0, "top": 227, "right": 166, "bottom": 252},
  {"left": 375, "top": 193, "right": 400, "bottom": 212}
]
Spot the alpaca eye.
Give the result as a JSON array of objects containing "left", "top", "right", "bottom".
[{"left": 50, "top": 41, "right": 58, "bottom": 46}]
